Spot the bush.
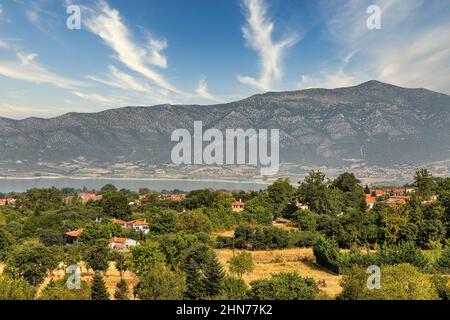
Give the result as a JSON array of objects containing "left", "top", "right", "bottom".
[
  {"left": 338, "top": 264, "right": 439, "bottom": 300},
  {"left": 312, "top": 235, "right": 341, "bottom": 274},
  {"left": 376, "top": 242, "right": 429, "bottom": 270},
  {"left": 220, "top": 277, "right": 248, "bottom": 300},
  {"left": 0, "top": 275, "right": 35, "bottom": 300},
  {"left": 216, "top": 236, "right": 233, "bottom": 249},
  {"left": 289, "top": 231, "right": 318, "bottom": 248},
  {"left": 435, "top": 247, "right": 450, "bottom": 273},
  {"left": 247, "top": 272, "right": 318, "bottom": 300}
]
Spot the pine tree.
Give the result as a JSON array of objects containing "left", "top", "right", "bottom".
[
  {"left": 114, "top": 279, "right": 129, "bottom": 300},
  {"left": 91, "top": 272, "right": 110, "bottom": 300},
  {"left": 203, "top": 252, "right": 225, "bottom": 298}
]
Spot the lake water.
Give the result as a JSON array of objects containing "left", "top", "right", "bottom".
[{"left": 0, "top": 178, "right": 270, "bottom": 193}]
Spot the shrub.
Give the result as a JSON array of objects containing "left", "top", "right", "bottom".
[
  {"left": 435, "top": 247, "right": 450, "bottom": 274},
  {"left": 313, "top": 235, "right": 341, "bottom": 274},
  {"left": 247, "top": 272, "right": 318, "bottom": 300}
]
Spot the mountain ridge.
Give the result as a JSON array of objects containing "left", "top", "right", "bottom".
[{"left": 1, "top": 80, "right": 450, "bottom": 179}]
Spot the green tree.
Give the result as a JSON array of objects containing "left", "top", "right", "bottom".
[
  {"left": 176, "top": 210, "right": 212, "bottom": 234},
  {"left": 267, "top": 178, "right": 295, "bottom": 217},
  {"left": 338, "top": 264, "right": 438, "bottom": 300},
  {"left": 100, "top": 192, "right": 131, "bottom": 219},
  {"left": 19, "top": 188, "right": 63, "bottom": 212},
  {"left": 100, "top": 184, "right": 117, "bottom": 194},
  {"left": 91, "top": 272, "right": 110, "bottom": 300},
  {"left": 0, "top": 227, "right": 14, "bottom": 262},
  {"left": 414, "top": 169, "right": 436, "bottom": 199},
  {"left": 149, "top": 210, "right": 178, "bottom": 234},
  {"left": 114, "top": 279, "right": 129, "bottom": 300},
  {"left": 242, "top": 197, "right": 273, "bottom": 225},
  {"left": 181, "top": 244, "right": 224, "bottom": 300},
  {"left": 84, "top": 240, "right": 110, "bottom": 273},
  {"left": 0, "top": 274, "right": 35, "bottom": 300},
  {"left": 248, "top": 272, "right": 318, "bottom": 300},
  {"left": 41, "top": 278, "right": 91, "bottom": 300},
  {"left": 127, "top": 241, "right": 166, "bottom": 276},
  {"left": 112, "top": 252, "right": 128, "bottom": 279},
  {"left": 312, "top": 234, "right": 341, "bottom": 274},
  {"left": 5, "top": 242, "right": 58, "bottom": 286},
  {"left": 332, "top": 172, "right": 362, "bottom": 193},
  {"left": 133, "top": 265, "right": 186, "bottom": 300},
  {"left": 229, "top": 252, "right": 254, "bottom": 278},
  {"left": 435, "top": 247, "right": 450, "bottom": 273},
  {"left": 220, "top": 276, "right": 248, "bottom": 300}
]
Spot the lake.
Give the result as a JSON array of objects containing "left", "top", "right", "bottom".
[{"left": 0, "top": 178, "right": 270, "bottom": 193}]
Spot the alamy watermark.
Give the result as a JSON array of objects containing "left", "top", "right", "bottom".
[
  {"left": 171, "top": 121, "right": 280, "bottom": 176},
  {"left": 66, "top": 5, "right": 81, "bottom": 30},
  {"left": 367, "top": 265, "right": 381, "bottom": 290},
  {"left": 66, "top": 264, "right": 81, "bottom": 290},
  {"left": 367, "top": 5, "right": 382, "bottom": 30}
]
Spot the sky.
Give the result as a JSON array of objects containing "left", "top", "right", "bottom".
[{"left": 0, "top": 0, "right": 449, "bottom": 119}]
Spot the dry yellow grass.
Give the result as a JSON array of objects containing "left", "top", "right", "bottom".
[
  {"left": 38, "top": 262, "right": 139, "bottom": 299},
  {"left": 2, "top": 248, "right": 343, "bottom": 299},
  {"left": 216, "top": 248, "right": 343, "bottom": 297}
]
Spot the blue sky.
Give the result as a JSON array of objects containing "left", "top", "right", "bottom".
[{"left": 0, "top": 0, "right": 449, "bottom": 119}]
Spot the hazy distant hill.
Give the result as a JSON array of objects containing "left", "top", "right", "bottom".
[{"left": 1, "top": 81, "right": 450, "bottom": 172}]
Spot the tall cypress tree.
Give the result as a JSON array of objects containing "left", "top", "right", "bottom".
[
  {"left": 203, "top": 252, "right": 225, "bottom": 298},
  {"left": 114, "top": 279, "right": 129, "bottom": 300},
  {"left": 181, "top": 245, "right": 224, "bottom": 300},
  {"left": 91, "top": 272, "right": 110, "bottom": 300}
]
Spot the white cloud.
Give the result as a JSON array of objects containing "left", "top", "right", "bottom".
[
  {"left": 308, "top": 0, "right": 450, "bottom": 93},
  {"left": 71, "top": 91, "right": 116, "bottom": 105},
  {"left": 0, "top": 52, "right": 84, "bottom": 90},
  {"left": 237, "top": 0, "right": 298, "bottom": 91},
  {"left": 148, "top": 37, "right": 168, "bottom": 69},
  {"left": 0, "top": 102, "right": 54, "bottom": 118},
  {"left": 299, "top": 69, "right": 359, "bottom": 90},
  {"left": 88, "top": 65, "right": 152, "bottom": 93},
  {"left": 0, "top": 40, "right": 9, "bottom": 49},
  {"left": 375, "top": 24, "right": 450, "bottom": 92},
  {"left": 84, "top": 0, "right": 184, "bottom": 95},
  {"left": 196, "top": 79, "right": 223, "bottom": 103}
]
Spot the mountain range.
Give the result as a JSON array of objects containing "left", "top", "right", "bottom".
[{"left": 1, "top": 80, "right": 450, "bottom": 178}]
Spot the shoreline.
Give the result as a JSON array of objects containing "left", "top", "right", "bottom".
[{"left": 0, "top": 176, "right": 272, "bottom": 186}]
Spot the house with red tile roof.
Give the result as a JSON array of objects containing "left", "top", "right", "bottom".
[
  {"left": 65, "top": 228, "right": 84, "bottom": 244},
  {"left": 232, "top": 199, "right": 245, "bottom": 212},
  {"left": 0, "top": 198, "right": 16, "bottom": 206},
  {"left": 109, "top": 237, "right": 138, "bottom": 250},
  {"left": 365, "top": 195, "right": 377, "bottom": 209}
]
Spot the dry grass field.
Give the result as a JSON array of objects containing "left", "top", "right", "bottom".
[
  {"left": 216, "top": 248, "right": 343, "bottom": 297},
  {"left": 1, "top": 247, "right": 343, "bottom": 299},
  {"left": 38, "top": 262, "right": 139, "bottom": 299}
]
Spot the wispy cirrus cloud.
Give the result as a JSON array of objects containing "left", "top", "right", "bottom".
[
  {"left": 304, "top": 0, "right": 450, "bottom": 93},
  {"left": 237, "top": 0, "right": 299, "bottom": 92},
  {"left": 196, "top": 78, "right": 223, "bottom": 103},
  {"left": 147, "top": 37, "right": 168, "bottom": 69},
  {"left": 0, "top": 51, "right": 84, "bottom": 90},
  {"left": 87, "top": 65, "right": 153, "bottom": 93},
  {"left": 84, "top": 0, "right": 185, "bottom": 96}
]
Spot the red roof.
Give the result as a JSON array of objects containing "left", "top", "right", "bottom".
[
  {"left": 109, "top": 237, "right": 127, "bottom": 243},
  {"left": 365, "top": 195, "right": 377, "bottom": 203},
  {"left": 0, "top": 198, "right": 16, "bottom": 205},
  {"left": 232, "top": 201, "right": 245, "bottom": 206},
  {"left": 131, "top": 219, "right": 148, "bottom": 226},
  {"left": 66, "top": 228, "right": 84, "bottom": 237}
]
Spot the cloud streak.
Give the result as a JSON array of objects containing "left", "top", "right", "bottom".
[
  {"left": 196, "top": 78, "right": 223, "bottom": 103},
  {"left": 84, "top": 0, "right": 185, "bottom": 96},
  {"left": 0, "top": 52, "right": 84, "bottom": 90},
  {"left": 237, "top": 0, "right": 298, "bottom": 91}
]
